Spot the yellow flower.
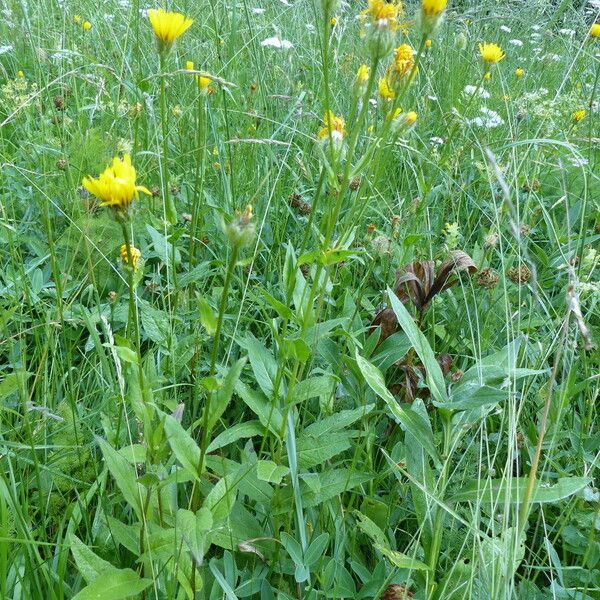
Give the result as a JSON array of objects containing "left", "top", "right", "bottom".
[
  {"left": 83, "top": 21, "right": 92, "bottom": 31},
  {"left": 394, "top": 43, "right": 414, "bottom": 73},
  {"left": 590, "top": 23, "right": 600, "bottom": 38},
  {"left": 356, "top": 64, "right": 370, "bottom": 83},
  {"left": 425, "top": 39, "right": 433, "bottom": 48},
  {"left": 378, "top": 76, "right": 395, "bottom": 99},
  {"left": 82, "top": 154, "right": 151, "bottom": 210},
  {"left": 515, "top": 67, "right": 524, "bottom": 78},
  {"left": 186, "top": 60, "right": 194, "bottom": 71},
  {"left": 186, "top": 60, "right": 213, "bottom": 93},
  {"left": 404, "top": 111, "right": 418, "bottom": 125},
  {"left": 484, "top": 71, "right": 491, "bottom": 81},
  {"left": 363, "top": 0, "right": 402, "bottom": 32},
  {"left": 74, "top": 15, "right": 82, "bottom": 24},
  {"left": 120, "top": 244, "right": 142, "bottom": 271},
  {"left": 572, "top": 109, "right": 586, "bottom": 123},
  {"left": 421, "top": 0, "right": 447, "bottom": 16},
  {"left": 317, "top": 110, "right": 346, "bottom": 140},
  {"left": 17, "top": 70, "right": 24, "bottom": 78},
  {"left": 479, "top": 42, "right": 505, "bottom": 64},
  {"left": 148, "top": 8, "right": 193, "bottom": 47},
  {"left": 330, "top": 17, "right": 338, "bottom": 26}
]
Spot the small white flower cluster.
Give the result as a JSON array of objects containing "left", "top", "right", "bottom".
[{"left": 470, "top": 107, "right": 505, "bottom": 128}]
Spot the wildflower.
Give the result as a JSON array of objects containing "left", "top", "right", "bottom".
[
  {"left": 484, "top": 71, "right": 492, "bottom": 81},
  {"left": 148, "top": 8, "right": 193, "bottom": 51},
  {"left": 463, "top": 85, "right": 490, "bottom": 99},
  {"left": 330, "top": 17, "right": 337, "bottom": 26},
  {"left": 225, "top": 204, "right": 255, "bottom": 247},
  {"left": 83, "top": 21, "right": 92, "bottom": 31},
  {"left": 390, "top": 109, "right": 417, "bottom": 134},
  {"left": 120, "top": 244, "right": 142, "bottom": 271},
  {"left": 507, "top": 264, "right": 531, "bottom": 284},
  {"left": 186, "top": 60, "right": 213, "bottom": 93},
  {"left": 82, "top": 154, "right": 151, "bottom": 210},
  {"left": 354, "top": 64, "right": 370, "bottom": 96},
  {"left": 367, "top": 223, "right": 376, "bottom": 234},
  {"left": 389, "top": 43, "right": 416, "bottom": 85},
  {"left": 590, "top": 23, "right": 600, "bottom": 38},
  {"left": 361, "top": 0, "right": 403, "bottom": 58},
  {"left": 477, "top": 267, "right": 499, "bottom": 289},
  {"left": 509, "top": 39, "right": 523, "bottom": 46},
  {"left": 73, "top": 15, "right": 82, "bottom": 24},
  {"left": 379, "top": 76, "right": 395, "bottom": 99},
  {"left": 500, "top": 25, "right": 511, "bottom": 33},
  {"left": 420, "top": 0, "right": 447, "bottom": 35},
  {"left": 443, "top": 222, "right": 460, "bottom": 249},
  {"left": 470, "top": 107, "right": 504, "bottom": 128},
  {"left": 456, "top": 32, "right": 467, "bottom": 50},
  {"left": 572, "top": 109, "right": 586, "bottom": 123},
  {"left": 261, "top": 36, "right": 293, "bottom": 49},
  {"left": 479, "top": 42, "right": 505, "bottom": 64},
  {"left": 425, "top": 39, "right": 432, "bottom": 48},
  {"left": 515, "top": 67, "right": 524, "bottom": 78},
  {"left": 17, "top": 70, "right": 24, "bottom": 78}
]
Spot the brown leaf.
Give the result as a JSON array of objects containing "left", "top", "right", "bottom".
[
  {"left": 428, "top": 250, "right": 477, "bottom": 301},
  {"left": 370, "top": 307, "right": 399, "bottom": 344}
]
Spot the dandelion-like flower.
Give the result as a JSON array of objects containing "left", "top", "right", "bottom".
[
  {"left": 317, "top": 111, "right": 346, "bottom": 158},
  {"left": 354, "top": 64, "right": 370, "bottom": 96},
  {"left": 186, "top": 60, "right": 212, "bottom": 94},
  {"left": 378, "top": 76, "right": 395, "bottom": 100},
  {"left": 225, "top": 204, "right": 255, "bottom": 247},
  {"left": 589, "top": 23, "right": 600, "bottom": 38},
  {"left": 479, "top": 42, "right": 505, "bottom": 64},
  {"left": 388, "top": 43, "right": 416, "bottom": 88},
  {"left": 515, "top": 67, "right": 524, "bottom": 78},
  {"left": 148, "top": 8, "right": 193, "bottom": 50},
  {"left": 83, "top": 21, "right": 92, "bottom": 31},
  {"left": 82, "top": 154, "right": 151, "bottom": 210},
  {"left": 572, "top": 109, "right": 586, "bottom": 123},
  {"left": 361, "top": 0, "right": 404, "bottom": 58},
  {"left": 425, "top": 39, "right": 433, "bottom": 48},
  {"left": 120, "top": 244, "right": 142, "bottom": 271},
  {"left": 420, "top": 0, "right": 447, "bottom": 34}
]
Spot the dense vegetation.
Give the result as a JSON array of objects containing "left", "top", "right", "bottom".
[{"left": 0, "top": 0, "right": 599, "bottom": 597}]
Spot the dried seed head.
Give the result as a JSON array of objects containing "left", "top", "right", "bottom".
[
  {"left": 349, "top": 176, "right": 361, "bottom": 191},
  {"left": 382, "top": 584, "right": 413, "bottom": 600},
  {"left": 484, "top": 232, "right": 499, "bottom": 249},
  {"left": 451, "top": 369, "right": 464, "bottom": 382},
  {"left": 299, "top": 202, "right": 312, "bottom": 215},
  {"left": 56, "top": 158, "right": 68, "bottom": 171},
  {"left": 520, "top": 224, "right": 530, "bottom": 237},
  {"left": 108, "top": 291, "right": 118, "bottom": 302},
  {"left": 507, "top": 264, "right": 531, "bottom": 284},
  {"left": 53, "top": 95, "right": 66, "bottom": 111},
  {"left": 367, "top": 223, "right": 377, "bottom": 234},
  {"left": 477, "top": 267, "right": 499, "bottom": 289},
  {"left": 151, "top": 186, "right": 161, "bottom": 198}
]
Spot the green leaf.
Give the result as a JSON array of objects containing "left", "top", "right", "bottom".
[
  {"left": 239, "top": 334, "right": 278, "bottom": 398},
  {"left": 292, "top": 375, "right": 336, "bottom": 405},
  {"left": 207, "top": 421, "right": 265, "bottom": 453},
  {"left": 177, "top": 507, "right": 213, "bottom": 563},
  {"left": 163, "top": 414, "right": 201, "bottom": 479},
  {"left": 353, "top": 510, "right": 388, "bottom": 549},
  {"left": 355, "top": 351, "right": 440, "bottom": 467},
  {"left": 304, "top": 404, "right": 374, "bottom": 437},
  {"left": 206, "top": 357, "right": 247, "bottom": 433},
  {"left": 256, "top": 460, "right": 290, "bottom": 484},
  {"left": 96, "top": 437, "right": 143, "bottom": 518},
  {"left": 376, "top": 545, "right": 430, "bottom": 571},
  {"left": 262, "top": 289, "right": 293, "bottom": 320},
  {"left": 387, "top": 289, "right": 449, "bottom": 405},
  {"left": 450, "top": 476, "right": 591, "bottom": 504},
  {"left": 69, "top": 534, "right": 116, "bottom": 584},
  {"left": 72, "top": 568, "right": 151, "bottom": 600},
  {"left": 235, "top": 380, "right": 283, "bottom": 435},
  {"left": 198, "top": 295, "right": 217, "bottom": 335},
  {"left": 205, "top": 469, "right": 245, "bottom": 522},
  {"left": 139, "top": 300, "right": 169, "bottom": 345},
  {"left": 295, "top": 431, "right": 353, "bottom": 469},
  {"left": 304, "top": 532, "right": 329, "bottom": 566}
]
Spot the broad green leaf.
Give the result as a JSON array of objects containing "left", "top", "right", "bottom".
[
  {"left": 256, "top": 460, "right": 290, "bottom": 484},
  {"left": 96, "top": 437, "right": 143, "bottom": 518},
  {"left": 292, "top": 375, "right": 336, "bottom": 405},
  {"left": 72, "top": 568, "right": 151, "bottom": 600},
  {"left": 355, "top": 351, "right": 440, "bottom": 467},
  {"left": 177, "top": 507, "right": 213, "bottom": 563},
  {"left": 205, "top": 469, "right": 245, "bottom": 522},
  {"left": 139, "top": 300, "right": 169, "bottom": 345},
  {"left": 239, "top": 334, "right": 278, "bottom": 397},
  {"left": 304, "top": 404, "right": 374, "bottom": 437},
  {"left": 198, "top": 295, "right": 217, "bottom": 335},
  {"left": 207, "top": 421, "right": 265, "bottom": 453},
  {"left": 69, "top": 534, "right": 116, "bottom": 584},
  {"left": 262, "top": 289, "right": 293, "bottom": 320},
  {"left": 304, "top": 532, "right": 329, "bottom": 566},
  {"left": 450, "top": 476, "right": 591, "bottom": 504},
  {"left": 163, "top": 414, "right": 201, "bottom": 479},
  {"left": 387, "top": 290, "right": 449, "bottom": 404},
  {"left": 206, "top": 357, "right": 247, "bottom": 432},
  {"left": 377, "top": 545, "right": 430, "bottom": 571},
  {"left": 371, "top": 332, "right": 412, "bottom": 373},
  {"left": 353, "top": 510, "right": 388, "bottom": 549},
  {"left": 235, "top": 380, "right": 283, "bottom": 435},
  {"left": 295, "top": 431, "right": 353, "bottom": 469}
]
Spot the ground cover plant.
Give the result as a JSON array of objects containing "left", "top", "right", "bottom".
[{"left": 0, "top": 0, "right": 599, "bottom": 597}]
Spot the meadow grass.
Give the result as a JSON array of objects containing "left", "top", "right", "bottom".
[{"left": 0, "top": 0, "right": 599, "bottom": 598}]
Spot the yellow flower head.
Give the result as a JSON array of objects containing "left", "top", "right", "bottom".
[
  {"left": 479, "top": 42, "right": 505, "bottom": 64},
  {"left": 484, "top": 71, "right": 491, "bottom": 81},
  {"left": 83, "top": 21, "right": 92, "bottom": 31},
  {"left": 317, "top": 110, "right": 346, "bottom": 140},
  {"left": 82, "top": 154, "right": 151, "bottom": 210},
  {"left": 378, "top": 76, "right": 395, "bottom": 99},
  {"left": 393, "top": 43, "right": 415, "bottom": 75},
  {"left": 422, "top": 0, "right": 447, "bottom": 16},
  {"left": 404, "top": 111, "right": 418, "bottom": 125},
  {"left": 148, "top": 8, "right": 193, "bottom": 47},
  {"left": 185, "top": 60, "right": 213, "bottom": 93},
  {"left": 356, "top": 64, "right": 370, "bottom": 83},
  {"left": 572, "top": 109, "right": 586, "bottom": 123},
  {"left": 186, "top": 60, "right": 194, "bottom": 70},
  {"left": 590, "top": 23, "right": 600, "bottom": 38},
  {"left": 363, "top": 0, "right": 403, "bottom": 32},
  {"left": 425, "top": 38, "right": 433, "bottom": 48},
  {"left": 330, "top": 17, "right": 338, "bottom": 26},
  {"left": 515, "top": 67, "right": 524, "bottom": 78},
  {"left": 74, "top": 15, "right": 82, "bottom": 24},
  {"left": 120, "top": 244, "right": 142, "bottom": 271},
  {"left": 17, "top": 70, "right": 24, "bottom": 78}
]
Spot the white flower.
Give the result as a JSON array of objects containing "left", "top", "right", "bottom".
[
  {"left": 430, "top": 136, "right": 445, "bottom": 145},
  {"left": 427, "top": 95, "right": 438, "bottom": 101},
  {"left": 463, "top": 85, "right": 490, "bottom": 99},
  {"left": 470, "top": 107, "right": 504, "bottom": 128},
  {"left": 0, "top": 45, "right": 13, "bottom": 55},
  {"left": 500, "top": 25, "right": 511, "bottom": 33},
  {"left": 531, "top": 32, "right": 542, "bottom": 40},
  {"left": 531, "top": 24, "right": 541, "bottom": 31},
  {"left": 252, "top": 7, "right": 266, "bottom": 14},
  {"left": 559, "top": 28, "right": 575, "bottom": 36},
  {"left": 509, "top": 39, "right": 523, "bottom": 46},
  {"left": 261, "top": 36, "right": 294, "bottom": 49}
]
